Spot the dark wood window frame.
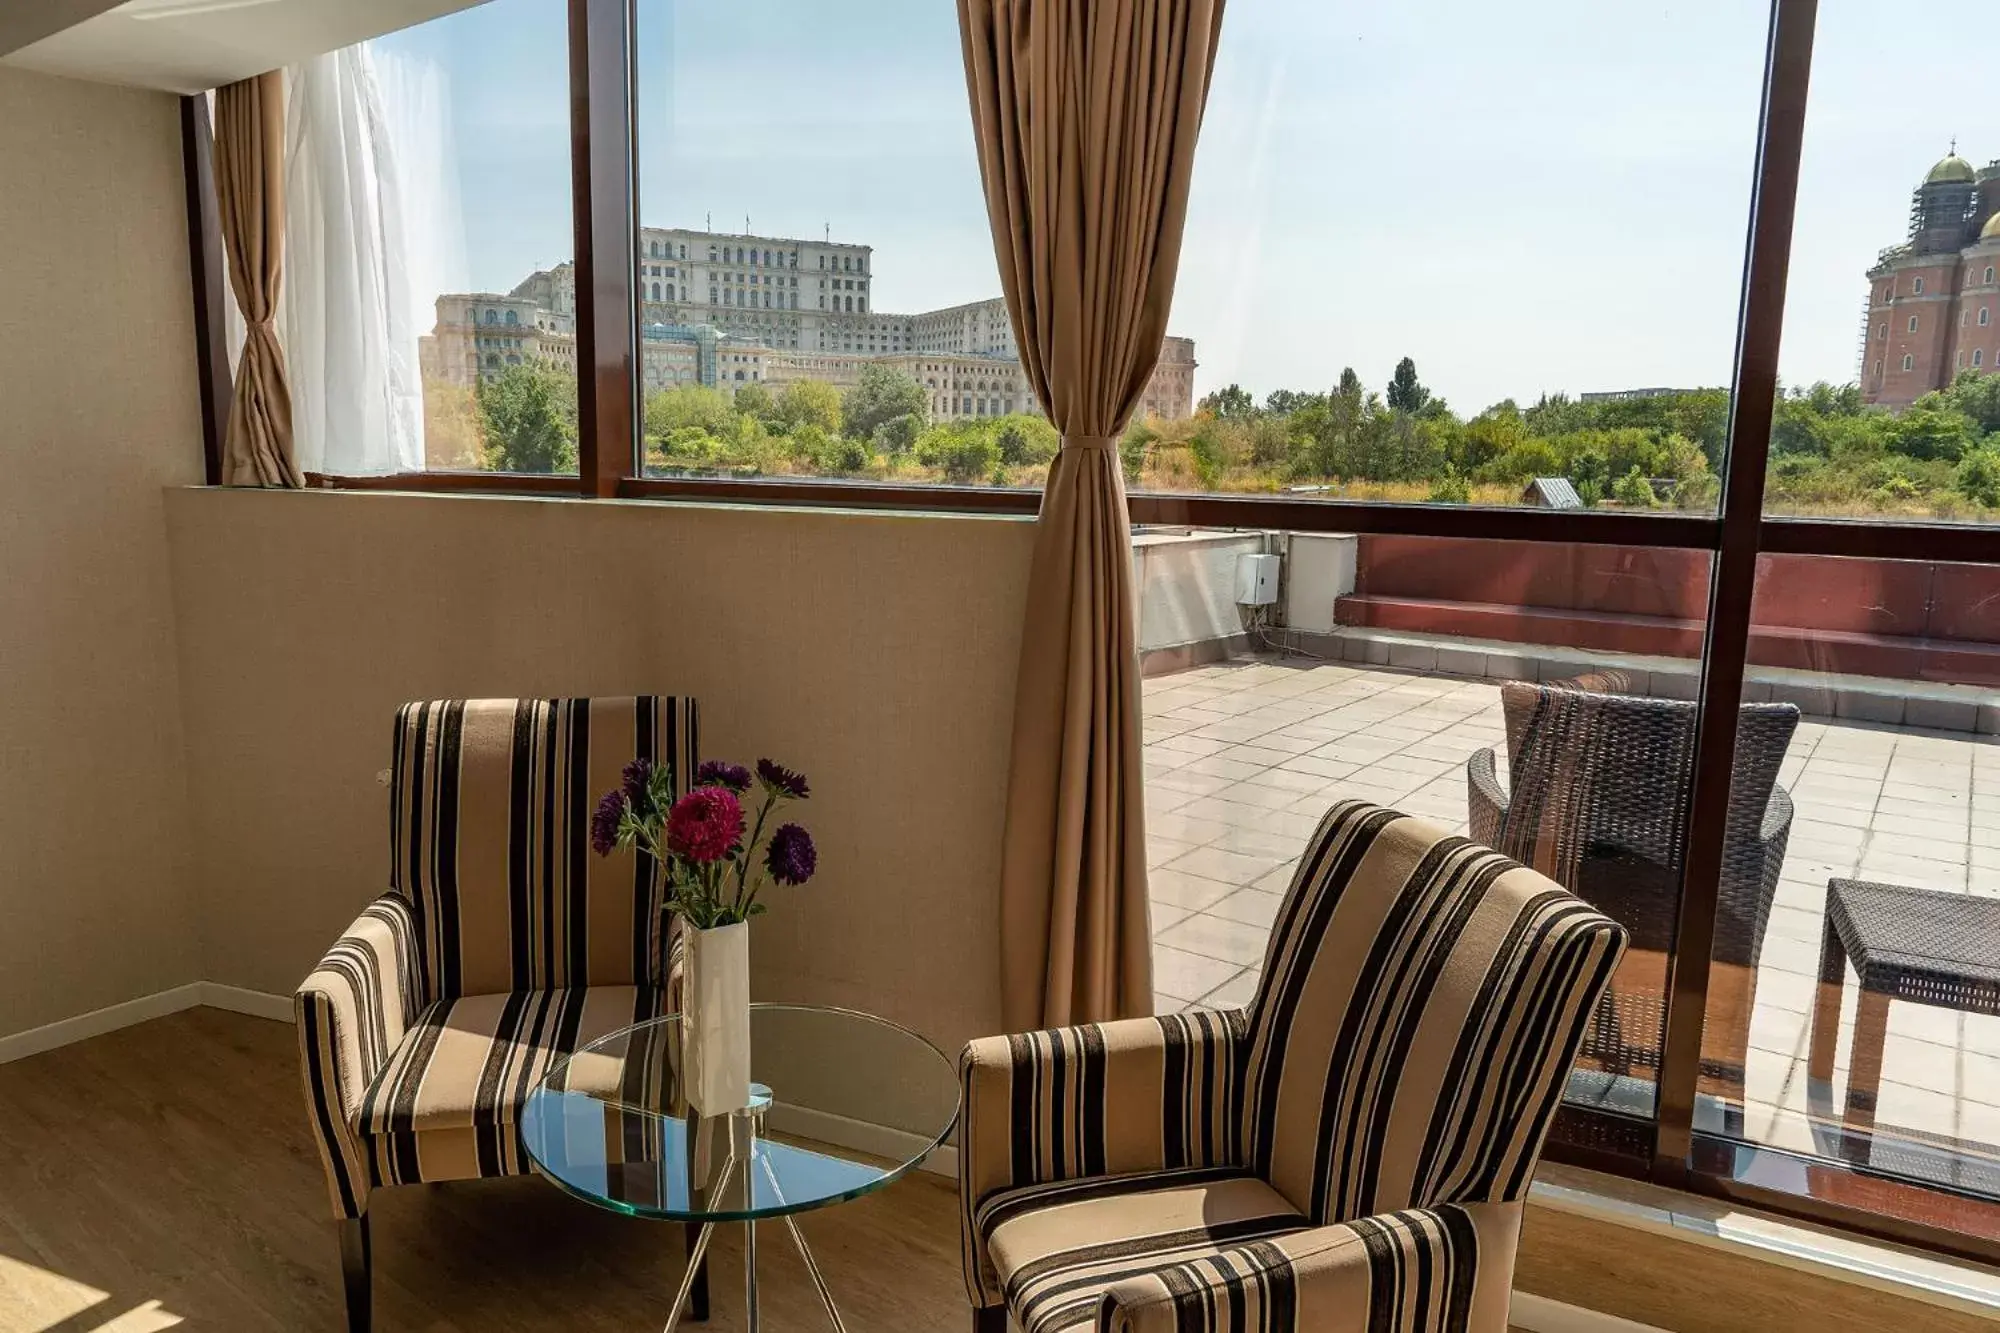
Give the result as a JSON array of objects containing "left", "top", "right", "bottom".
[{"left": 184, "top": 0, "right": 2000, "bottom": 1265}]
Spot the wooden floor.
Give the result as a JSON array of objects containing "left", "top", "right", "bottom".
[{"left": 0, "top": 1008, "right": 968, "bottom": 1332}]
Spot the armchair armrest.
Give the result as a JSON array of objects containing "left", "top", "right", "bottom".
[
  {"left": 959, "top": 1009, "right": 1247, "bottom": 1306},
  {"left": 1097, "top": 1200, "right": 1521, "bottom": 1333},
  {"left": 295, "top": 892, "right": 426, "bottom": 1219},
  {"left": 1466, "top": 746, "right": 1508, "bottom": 848}
]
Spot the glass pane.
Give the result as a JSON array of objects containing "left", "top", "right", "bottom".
[
  {"left": 363, "top": 0, "right": 579, "bottom": 475},
  {"left": 1702, "top": 553, "right": 2000, "bottom": 1231},
  {"left": 632, "top": 0, "right": 1038, "bottom": 486},
  {"left": 1131, "top": 1, "right": 1764, "bottom": 512},
  {"left": 1769, "top": 0, "right": 2000, "bottom": 521},
  {"left": 1141, "top": 528, "right": 1712, "bottom": 1127}
]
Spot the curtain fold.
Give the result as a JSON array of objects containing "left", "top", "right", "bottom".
[
  {"left": 214, "top": 71, "right": 305, "bottom": 488},
  {"left": 283, "top": 47, "right": 425, "bottom": 476},
  {"left": 960, "top": 0, "right": 1225, "bottom": 1028}
]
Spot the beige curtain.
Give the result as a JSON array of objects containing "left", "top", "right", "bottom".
[
  {"left": 960, "top": 0, "right": 1224, "bottom": 1028},
  {"left": 214, "top": 72, "right": 304, "bottom": 487}
]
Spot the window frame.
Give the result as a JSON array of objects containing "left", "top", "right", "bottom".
[{"left": 180, "top": 0, "right": 2000, "bottom": 1265}]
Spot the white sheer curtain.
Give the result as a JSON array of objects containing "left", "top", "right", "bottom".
[{"left": 281, "top": 46, "right": 424, "bottom": 476}]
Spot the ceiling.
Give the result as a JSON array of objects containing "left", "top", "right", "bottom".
[{"left": 2, "top": 0, "right": 490, "bottom": 95}]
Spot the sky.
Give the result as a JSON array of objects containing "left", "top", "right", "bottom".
[{"left": 375, "top": 0, "right": 1995, "bottom": 415}]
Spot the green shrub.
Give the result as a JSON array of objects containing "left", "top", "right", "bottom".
[
  {"left": 1426, "top": 466, "right": 1470, "bottom": 504},
  {"left": 1612, "top": 466, "right": 1657, "bottom": 508},
  {"left": 1955, "top": 449, "right": 2000, "bottom": 507}
]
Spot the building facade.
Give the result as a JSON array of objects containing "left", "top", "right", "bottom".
[
  {"left": 1862, "top": 151, "right": 2000, "bottom": 407},
  {"left": 427, "top": 224, "right": 1197, "bottom": 424}
]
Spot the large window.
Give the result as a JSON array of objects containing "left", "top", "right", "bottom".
[
  {"left": 319, "top": 0, "right": 580, "bottom": 477},
  {"left": 1700, "top": 554, "right": 2000, "bottom": 1239},
  {"left": 1142, "top": 531, "right": 1710, "bottom": 1145},
  {"left": 196, "top": 0, "right": 2000, "bottom": 1265},
  {"left": 1120, "top": 0, "right": 1765, "bottom": 516},
  {"left": 629, "top": 0, "right": 1028, "bottom": 488}
]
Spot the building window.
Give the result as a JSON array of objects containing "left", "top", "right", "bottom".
[
  {"left": 1902, "top": 353, "right": 1915, "bottom": 371},
  {"left": 1913, "top": 277, "right": 1925, "bottom": 294},
  {"left": 1908, "top": 315, "right": 1919, "bottom": 333},
  {"left": 1877, "top": 324, "right": 1886, "bottom": 340},
  {"left": 1983, "top": 308, "right": 1993, "bottom": 327},
  {"left": 483, "top": 309, "right": 498, "bottom": 325},
  {"left": 651, "top": 282, "right": 661, "bottom": 301},
  {"left": 1979, "top": 349, "right": 1988, "bottom": 368},
  {"left": 1987, "top": 265, "right": 1997, "bottom": 284}
]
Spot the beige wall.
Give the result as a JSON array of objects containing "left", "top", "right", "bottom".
[
  {"left": 164, "top": 489, "right": 1030, "bottom": 1054},
  {"left": 0, "top": 68, "right": 204, "bottom": 1037}
]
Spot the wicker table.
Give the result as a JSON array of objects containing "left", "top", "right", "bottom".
[{"left": 1808, "top": 878, "right": 2000, "bottom": 1165}]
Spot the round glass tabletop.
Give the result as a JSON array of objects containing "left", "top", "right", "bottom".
[{"left": 519, "top": 1003, "right": 960, "bottom": 1223}]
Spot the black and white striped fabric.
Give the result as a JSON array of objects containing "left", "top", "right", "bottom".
[
  {"left": 959, "top": 801, "right": 1626, "bottom": 1331},
  {"left": 296, "top": 697, "right": 696, "bottom": 1221}
]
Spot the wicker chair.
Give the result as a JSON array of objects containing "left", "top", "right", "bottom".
[{"left": 1466, "top": 673, "right": 1798, "bottom": 1130}]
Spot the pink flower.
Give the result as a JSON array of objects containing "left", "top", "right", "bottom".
[{"left": 666, "top": 787, "right": 744, "bottom": 864}]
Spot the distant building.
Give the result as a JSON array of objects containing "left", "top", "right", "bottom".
[
  {"left": 1522, "top": 477, "right": 1583, "bottom": 509},
  {"left": 1579, "top": 387, "right": 1690, "bottom": 404},
  {"left": 1861, "top": 150, "right": 2000, "bottom": 407},
  {"left": 425, "top": 224, "right": 1196, "bottom": 423}
]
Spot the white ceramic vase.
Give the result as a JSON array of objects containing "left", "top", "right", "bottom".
[{"left": 682, "top": 919, "right": 752, "bottom": 1115}]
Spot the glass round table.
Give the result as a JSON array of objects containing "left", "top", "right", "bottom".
[{"left": 520, "top": 1003, "right": 960, "bottom": 1331}]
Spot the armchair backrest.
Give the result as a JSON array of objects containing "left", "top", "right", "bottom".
[
  {"left": 1242, "top": 802, "right": 1625, "bottom": 1225},
  {"left": 389, "top": 697, "right": 699, "bottom": 997}
]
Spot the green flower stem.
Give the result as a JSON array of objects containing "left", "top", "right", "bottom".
[{"left": 732, "top": 792, "right": 782, "bottom": 914}]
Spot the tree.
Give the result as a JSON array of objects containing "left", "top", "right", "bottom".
[
  {"left": 1264, "top": 388, "right": 1323, "bottom": 416},
  {"left": 1386, "top": 357, "right": 1431, "bottom": 414},
  {"left": 842, "top": 364, "right": 927, "bottom": 440},
  {"left": 1613, "top": 466, "right": 1658, "bottom": 508},
  {"left": 772, "top": 379, "right": 843, "bottom": 435},
  {"left": 1197, "top": 383, "right": 1256, "bottom": 420},
  {"left": 1426, "top": 465, "right": 1470, "bottom": 504},
  {"left": 1944, "top": 369, "right": 2000, "bottom": 435},
  {"left": 1956, "top": 448, "right": 2000, "bottom": 507},
  {"left": 479, "top": 361, "right": 577, "bottom": 474},
  {"left": 872, "top": 412, "right": 921, "bottom": 454},
  {"left": 918, "top": 425, "right": 998, "bottom": 483},
  {"left": 646, "top": 384, "right": 735, "bottom": 439},
  {"left": 732, "top": 380, "right": 774, "bottom": 423},
  {"left": 1884, "top": 397, "right": 1975, "bottom": 462}
]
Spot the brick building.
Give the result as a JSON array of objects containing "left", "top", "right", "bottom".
[{"left": 1861, "top": 150, "right": 2000, "bottom": 407}]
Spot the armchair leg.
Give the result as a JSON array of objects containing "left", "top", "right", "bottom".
[
  {"left": 685, "top": 1222, "right": 710, "bottom": 1321},
  {"left": 974, "top": 1305, "right": 1008, "bottom": 1333},
  {"left": 339, "top": 1216, "right": 371, "bottom": 1333}
]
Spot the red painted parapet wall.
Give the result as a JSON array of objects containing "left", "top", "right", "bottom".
[{"left": 1334, "top": 534, "right": 2000, "bottom": 687}]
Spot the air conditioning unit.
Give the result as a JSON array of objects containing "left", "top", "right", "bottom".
[{"left": 1235, "top": 553, "right": 1280, "bottom": 607}]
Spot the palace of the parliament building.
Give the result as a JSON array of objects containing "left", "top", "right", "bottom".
[{"left": 421, "top": 223, "right": 1196, "bottom": 426}]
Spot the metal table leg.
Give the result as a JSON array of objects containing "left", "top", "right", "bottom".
[{"left": 661, "top": 1223, "right": 716, "bottom": 1333}]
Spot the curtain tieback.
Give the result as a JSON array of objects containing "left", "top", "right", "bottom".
[{"left": 1063, "top": 434, "right": 1117, "bottom": 453}]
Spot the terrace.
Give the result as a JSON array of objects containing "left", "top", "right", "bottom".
[{"left": 1143, "top": 652, "right": 2000, "bottom": 1194}]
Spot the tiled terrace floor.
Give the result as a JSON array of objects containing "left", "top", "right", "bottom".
[{"left": 1143, "top": 656, "right": 2000, "bottom": 1181}]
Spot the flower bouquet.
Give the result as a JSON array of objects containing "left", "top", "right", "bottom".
[{"left": 592, "top": 757, "right": 816, "bottom": 1112}]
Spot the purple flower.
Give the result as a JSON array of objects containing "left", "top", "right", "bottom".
[
  {"left": 590, "top": 789, "right": 628, "bottom": 857},
  {"left": 621, "top": 758, "right": 655, "bottom": 809},
  {"left": 696, "top": 760, "right": 753, "bottom": 793},
  {"left": 765, "top": 823, "right": 817, "bottom": 886},
  {"left": 756, "top": 758, "right": 811, "bottom": 800}
]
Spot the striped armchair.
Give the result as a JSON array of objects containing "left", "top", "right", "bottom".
[
  {"left": 959, "top": 802, "right": 1626, "bottom": 1333},
  {"left": 295, "top": 697, "right": 699, "bottom": 1333}
]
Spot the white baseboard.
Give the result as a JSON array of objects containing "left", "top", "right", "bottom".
[
  {"left": 765, "top": 1099, "right": 958, "bottom": 1180},
  {"left": 196, "top": 981, "right": 294, "bottom": 1022},
  {"left": 0, "top": 982, "right": 210, "bottom": 1065},
  {"left": 1509, "top": 1292, "right": 1668, "bottom": 1333}
]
